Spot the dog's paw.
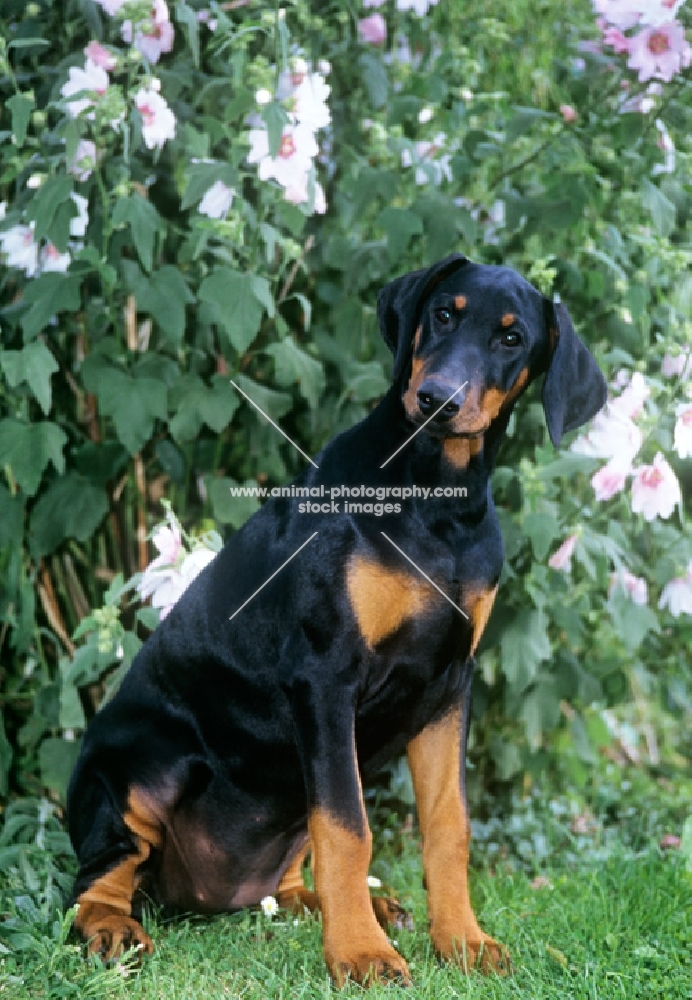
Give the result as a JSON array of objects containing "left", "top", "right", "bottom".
[
  {"left": 371, "top": 895, "right": 414, "bottom": 932},
  {"left": 326, "top": 938, "right": 411, "bottom": 988},
  {"left": 434, "top": 928, "right": 511, "bottom": 976},
  {"left": 84, "top": 915, "right": 154, "bottom": 962}
]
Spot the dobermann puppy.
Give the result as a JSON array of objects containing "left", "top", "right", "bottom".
[{"left": 67, "top": 253, "right": 606, "bottom": 985}]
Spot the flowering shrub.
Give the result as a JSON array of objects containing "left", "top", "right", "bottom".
[
  {"left": 0, "top": 0, "right": 690, "bottom": 808},
  {"left": 136, "top": 501, "right": 220, "bottom": 618},
  {"left": 597, "top": 0, "right": 691, "bottom": 82}
]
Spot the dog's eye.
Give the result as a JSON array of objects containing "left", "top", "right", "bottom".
[
  {"left": 434, "top": 308, "right": 452, "bottom": 325},
  {"left": 500, "top": 331, "right": 521, "bottom": 347}
]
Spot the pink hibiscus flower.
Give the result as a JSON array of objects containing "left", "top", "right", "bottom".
[
  {"left": 608, "top": 570, "right": 648, "bottom": 605},
  {"left": 591, "top": 457, "right": 630, "bottom": 500},
  {"left": 627, "top": 22, "right": 692, "bottom": 82},
  {"left": 359, "top": 14, "right": 387, "bottom": 45},
  {"left": 134, "top": 87, "right": 176, "bottom": 149},
  {"left": 122, "top": 0, "right": 175, "bottom": 64},
  {"left": 659, "top": 562, "right": 692, "bottom": 616},
  {"left": 548, "top": 533, "right": 578, "bottom": 572},
  {"left": 673, "top": 403, "right": 692, "bottom": 459},
  {"left": 631, "top": 452, "right": 681, "bottom": 520}
]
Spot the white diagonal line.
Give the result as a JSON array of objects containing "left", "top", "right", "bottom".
[
  {"left": 380, "top": 381, "right": 469, "bottom": 469},
  {"left": 230, "top": 379, "right": 319, "bottom": 469},
  {"left": 380, "top": 532, "right": 470, "bottom": 620},
  {"left": 229, "top": 532, "right": 318, "bottom": 621}
]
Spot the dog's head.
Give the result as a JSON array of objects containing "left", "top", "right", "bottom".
[{"left": 377, "top": 254, "right": 607, "bottom": 447}]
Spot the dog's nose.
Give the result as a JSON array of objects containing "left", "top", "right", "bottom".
[{"left": 417, "top": 380, "right": 462, "bottom": 421}]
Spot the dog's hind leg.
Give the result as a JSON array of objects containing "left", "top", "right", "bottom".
[
  {"left": 276, "top": 839, "right": 317, "bottom": 914},
  {"left": 70, "top": 784, "right": 163, "bottom": 960}
]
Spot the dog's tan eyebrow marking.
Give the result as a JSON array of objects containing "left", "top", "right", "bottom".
[
  {"left": 454, "top": 295, "right": 467, "bottom": 310},
  {"left": 500, "top": 312, "right": 515, "bottom": 327}
]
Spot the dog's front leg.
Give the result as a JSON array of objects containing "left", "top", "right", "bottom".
[
  {"left": 407, "top": 660, "right": 510, "bottom": 975},
  {"left": 283, "top": 647, "right": 411, "bottom": 987}
]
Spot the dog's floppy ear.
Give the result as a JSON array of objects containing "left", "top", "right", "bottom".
[
  {"left": 542, "top": 298, "right": 607, "bottom": 448},
  {"left": 377, "top": 253, "right": 468, "bottom": 379}
]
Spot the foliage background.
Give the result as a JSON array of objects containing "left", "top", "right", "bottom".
[{"left": 0, "top": 0, "right": 691, "bottom": 841}]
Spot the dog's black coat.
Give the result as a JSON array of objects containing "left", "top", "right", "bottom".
[{"left": 67, "top": 254, "right": 607, "bottom": 980}]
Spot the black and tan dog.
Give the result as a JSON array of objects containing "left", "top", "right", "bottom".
[{"left": 67, "top": 253, "right": 606, "bottom": 985}]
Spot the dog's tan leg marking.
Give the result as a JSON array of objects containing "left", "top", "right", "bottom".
[
  {"left": 407, "top": 711, "right": 510, "bottom": 974},
  {"left": 276, "top": 840, "right": 319, "bottom": 914},
  {"left": 74, "top": 788, "right": 162, "bottom": 960},
  {"left": 276, "top": 838, "right": 412, "bottom": 931},
  {"left": 309, "top": 808, "right": 411, "bottom": 987}
]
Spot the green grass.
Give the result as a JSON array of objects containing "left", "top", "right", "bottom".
[{"left": 2, "top": 822, "right": 691, "bottom": 1000}]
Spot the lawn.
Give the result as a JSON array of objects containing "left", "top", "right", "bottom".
[{"left": 2, "top": 797, "right": 690, "bottom": 1000}]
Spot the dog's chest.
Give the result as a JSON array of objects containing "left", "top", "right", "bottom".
[{"left": 345, "top": 530, "right": 502, "bottom": 658}]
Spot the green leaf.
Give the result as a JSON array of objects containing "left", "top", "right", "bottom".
[
  {"left": 499, "top": 608, "right": 551, "bottom": 692},
  {"left": 290, "top": 293, "right": 312, "bottom": 330},
  {"left": 0, "top": 715, "right": 12, "bottom": 798},
  {"left": 505, "top": 106, "right": 554, "bottom": 143},
  {"left": 82, "top": 362, "right": 168, "bottom": 455},
  {"left": 155, "top": 439, "right": 186, "bottom": 482},
  {"left": 8, "top": 37, "right": 49, "bottom": 50},
  {"left": 103, "top": 374, "right": 168, "bottom": 454},
  {"left": 0, "top": 484, "right": 23, "bottom": 549},
  {"left": 343, "top": 360, "right": 388, "bottom": 403},
  {"left": 232, "top": 374, "right": 292, "bottom": 420},
  {"left": 416, "top": 196, "right": 462, "bottom": 261},
  {"left": 169, "top": 374, "right": 240, "bottom": 442},
  {"left": 122, "top": 261, "right": 194, "bottom": 345},
  {"left": 522, "top": 512, "right": 560, "bottom": 562},
  {"left": 58, "top": 675, "right": 86, "bottom": 730},
  {"left": 642, "top": 179, "right": 676, "bottom": 237},
  {"left": 24, "top": 176, "right": 74, "bottom": 243},
  {"left": 358, "top": 52, "right": 389, "bottom": 109},
  {"left": 72, "top": 441, "right": 129, "bottom": 485},
  {"left": 607, "top": 589, "right": 660, "bottom": 652},
  {"left": 175, "top": 0, "right": 200, "bottom": 66},
  {"left": 181, "top": 160, "right": 236, "bottom": 211},
  {"left": 20, "top": 273, "right": 82, "bottom": 339},
  {"left": 0, "top": 341, "right": 59, "bottom": 414},
  {"left": 376, "top": 207, "right": 423, "bottom": 263},
  {"left": 489, "top": 735, "right": 523, "bottom": 781},
  {"left": 38, "top": 738, "right": 81, "bottom": 801},
  {"left": 0, "top": 420, "right": 66, "bottom": 496},
  {"left": 387, "top": 96, "right": 425, "bottom": 126},
  {"left": 112, "top": 195, "right": 164, "bottom": 272},
  {"left": 29, "top": 472, "right": 109, "bottom": 557},
  {"left": 137, "top": 607, "right": 161, "bottom": 631},
  {"left": 249, "top": 275, "right": 275, "bottom": 319},
  {"left": 62, "top": 641, "right": 110, "bottom": 688},
  {"left": 534, "top": 452, "right": 597, "bottom": 480},
  {"left": 265, "top": 338, "right": 325, "bottom": 409},
  {"left": 199, "top": 268, "right": 266, "bottom": 354},
  {"left": 208, "top": 476, "right": 261, "bottom": 527},
  {"left": 519, "top": 675, "right": 561, "bottom": 750},
  {"left": 7, "top": 93, "right": 34, "bottom": 147},
  {"left": 261, "top": 100, "right": 290, "bottom": 158}
]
